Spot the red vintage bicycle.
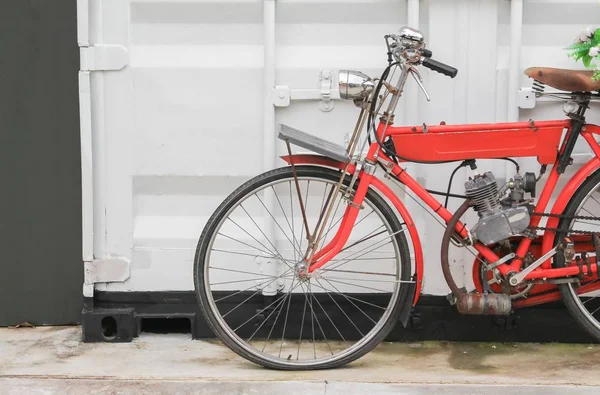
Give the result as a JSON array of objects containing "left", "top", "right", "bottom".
[{"left": 194, "top": 27, "right": 600, "bottom": 370}]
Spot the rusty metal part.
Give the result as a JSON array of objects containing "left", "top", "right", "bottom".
[
  {"left": 440, "top": 200, "right": 472, "bottom": 296},
  {"left": 563, "top": 238, "right": 575, "bottom": 261},
  {"left": 441, "top": 199, "right": 512, "bottom": 316},
  {"left": 456, "top": 293, "right": 512, "bottom": 316},
  {"left": 524, "top": 67, "right": 600, "bottom": 92},
  {"left": 583, "top": 252, "right": 593, "bottom": 278},
  {"left": 285, "top": 140, "right": 312, "bottom": 240}
]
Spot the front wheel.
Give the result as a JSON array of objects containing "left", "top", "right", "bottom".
[
  {"left": 556, "top": 169, "right": 600, "bottom": 341},
  {"left": 194, "top": 165, "right": 412, "bottom": 370}
]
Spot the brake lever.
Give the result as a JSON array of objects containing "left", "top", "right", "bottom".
[{"left": 409, "top": 66, "right": 431, "bottom": 101}]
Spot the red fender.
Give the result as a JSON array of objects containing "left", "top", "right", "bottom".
[{"left": 280, "top": 154, "right": 424, "bottom": 306}]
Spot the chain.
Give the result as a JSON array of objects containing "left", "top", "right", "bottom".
[{"left": 528, "top": 212, "right": 600, "bottom": 235}]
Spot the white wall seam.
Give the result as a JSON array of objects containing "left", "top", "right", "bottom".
[
  {"left": 261, "top": 0, "right": 279, "bottom": 295},
  {"left": 508, "top": 0, "right": 523, "bottom": 123},
  {"left": 76, "top": 0, "right": 93, "bottom": 263},
  {"left": 507, "top": 0, "right": 524, "bottom": 178}
]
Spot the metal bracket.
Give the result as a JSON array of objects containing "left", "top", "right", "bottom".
[
  {"left": 518, "top": 87, "right": 536, "bottom": 109},
  {"left": 80, "top": 45, "right": 128, "bottom": 71},
  {"left": 273, "top": 70, "right": 340, "bottom": 112},
  {"left": 83, "top": 257, "right": 131, "bottom": 298},
  {"left": 319, "top": 70, "right": 334, "bottom": 112}
]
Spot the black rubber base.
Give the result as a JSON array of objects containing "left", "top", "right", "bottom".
[{"left": 81, "top": 292, "right": 596, "bottom": 343}]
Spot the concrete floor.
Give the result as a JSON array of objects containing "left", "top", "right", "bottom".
[{"left": 1, "top": 326, "right": 600, "bottom": 394}]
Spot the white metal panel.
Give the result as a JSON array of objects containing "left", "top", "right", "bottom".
[{"left": 81, "top": 0, "right": 600, "bottom": 296}]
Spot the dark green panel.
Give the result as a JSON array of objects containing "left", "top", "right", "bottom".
[{"left": 0, "top": 0, "right": 82, "bottom": 325}]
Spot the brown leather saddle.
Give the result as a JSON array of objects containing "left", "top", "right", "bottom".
[{"left": 525, "top": 67, "right": 600, "bottom": 92}]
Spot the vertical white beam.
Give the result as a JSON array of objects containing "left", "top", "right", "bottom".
[
  {"left": 262, "top": 0, "right": 278, "bottom": 296},
  {"left": 263, "top": 0, "right": 276, "bottom": 173},
  {"left": 77, "top": 0, "right": 93, "bottom": 263},
  {"left": 508, "top": 0, "right": 523, "bottom": 122},
  {"left": 90, "top": 3, "right": 106, "bottom": 261},
  {"left": 507, "top": 0, "right": 523, "bottom": 176}
]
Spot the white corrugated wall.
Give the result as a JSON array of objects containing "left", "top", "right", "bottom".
[{"left": 78, "top": 0, "right": 600, "bottom": 296}]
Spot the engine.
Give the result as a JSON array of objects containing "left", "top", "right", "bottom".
[{"left": 465, "top": 171, "right": 536, "bottom": 245}]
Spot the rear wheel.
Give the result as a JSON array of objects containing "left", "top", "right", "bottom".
[
  {"left": 556, "top": 169, "right": 600, "bottom": 340},
  {"left": 194, "top": 165, "right": 412, "bottom": 369}
]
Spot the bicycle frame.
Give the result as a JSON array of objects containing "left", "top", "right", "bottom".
[{"left": 282, "top": 119, "right": 600, "bottom": 308}]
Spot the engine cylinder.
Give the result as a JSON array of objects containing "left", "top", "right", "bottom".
[{"left": 464, "top": 171, "right": 500, "bottom": 216}]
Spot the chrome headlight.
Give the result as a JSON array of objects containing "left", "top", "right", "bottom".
[{"left": 338, "top": 70, "right": 375, "bottom": 100}]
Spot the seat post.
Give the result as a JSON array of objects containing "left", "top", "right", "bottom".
[{"left": 557, "top": 95, "right": 590, "bottom": 174}]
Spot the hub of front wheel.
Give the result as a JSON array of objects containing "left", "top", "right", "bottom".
[{"left": 294, "top": 260, "right": 310, "bottom": 281}]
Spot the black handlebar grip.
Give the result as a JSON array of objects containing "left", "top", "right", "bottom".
[
  {"left": 422, "top": 58, "right": 458, "bottom": 78},
  {"left": 421, "top": 49, "right": 432, "bottom": 58}
]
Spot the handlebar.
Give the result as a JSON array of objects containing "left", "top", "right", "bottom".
[{"left": 422, "top": 57, "right": 458, "bottom": 78}]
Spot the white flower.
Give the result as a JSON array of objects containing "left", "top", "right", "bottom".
[
  {"left": 586, "top": 26, "right": 596, "bottom": 37},
  {"left": 590, "top": 46, "right": 599, "bottom": 57},
  {"left": 578, "top": 26, "right": 596, "bottom": 42}
]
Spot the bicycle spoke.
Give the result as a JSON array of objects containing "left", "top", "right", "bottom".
[
  {"left": 278, "top": 276, "right": 297, "bottom": 357},
  {"left": 308, "top": 282, "right": 335, "bottom": 355},
  {"left": 210, "top": 266, "right": 287, "bottom": 279},
  {"left": 590, "top": 194, "right": 600, "bottom": 209},
  {"left": 272, "top": 185, "right": 301, "bottom": 261},
  {"left": 580, "top": 206, "right": 596, "bottom": 217},
  {"left": 309, "top": 280, "right": 386, "bottom": 310},
  {"left": 324, "top": 278, "right": 394, "bottom": 293},
  {"left": 289, "top": 181, "right": 297, "bottom": 262},
  {"left": 314, "top": 278, "right": 365, "bottom": 337},
  {"left": 323, "top": 276, "right": 413, "bottom": 284},
  {"left": 324, "top": 268, "right": 396, "bottom": 276},
  {"left": 249, "top": 292, "right": 289, "bottom": 345},
  {"left": 319, "top": 278, "right": 379, "bottom": 324},
  {"left": 319, "top": 196, "right": 344, "bottom": 249},
  {"left": 222, "top": 272, "right": 291, "bottom": 318},
  {"left": 574, "top": 219, "right": 600, "bottom": 228},
  {"left": 323, "top": 227, "right": 406, "bottom": 273},
  {"left": 216, "top": 232, "right": 276, "bottom": 258},
  {"left": 339, "top": 226, "right": 386, "bottom": 253},
  {"left": 297, "top": 288, "right": 308, "bottom": 360},
  {"left": 239, "top": 203, "right": 287, "bottom": 260},
  {"left": 234, "top": 281, "right": 304, "bottom": 332},
  {"left": 255, "top": 193, "right": 303, "bottom": 259},
  {"left": 224, "top": 219, "right": 284, "bottom": 261},
  {"left": 298, "top": 180, "right": 311, "bottom": 254},
  {"left": 323, "top": 239, "right": 393, "bottom": 274},
  {"left": 213, "top": 268, "right": 293, "bottom": 303},
  {"left": 309, "top": 283, "right": 348, "bottom": 343},
  {"left": 211, "top": 249, "right": 276, "bottom": 260}
]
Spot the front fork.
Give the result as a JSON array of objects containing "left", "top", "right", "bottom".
[{"left": 305, "top": 160, "right": 377, "bottom": 273}]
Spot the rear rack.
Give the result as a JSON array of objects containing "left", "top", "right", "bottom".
[{"left": 278, "top": 124, "right": 350, "bottom": 163}]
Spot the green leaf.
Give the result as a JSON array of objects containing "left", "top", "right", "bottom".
[
  {"left": 594, "top": 29, "right": 600, "bottom": 43},
  {"left": 566, "top": 41, "right": 593, "bottom": 51},
  {"left": 583, "top": 54, "right": 593, "bottom": 67}
]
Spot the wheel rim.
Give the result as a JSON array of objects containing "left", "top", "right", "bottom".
[
  {"left": 565, "top": 185, "right": 600, "bottom": 330},
  {"left": 200, "top": 171, "right": 407, "bottom": 367}
]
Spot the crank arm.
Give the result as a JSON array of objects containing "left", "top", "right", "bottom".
[
  {"left": 509, "top": 246, "right": 558, "bottom": 286},
  {"left": 488, "top": 253, "right": 516, "bottom": 270}
]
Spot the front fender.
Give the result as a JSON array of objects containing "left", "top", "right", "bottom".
[{"left": 280, "top": 154, "right": 424, "bottom": 309}]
